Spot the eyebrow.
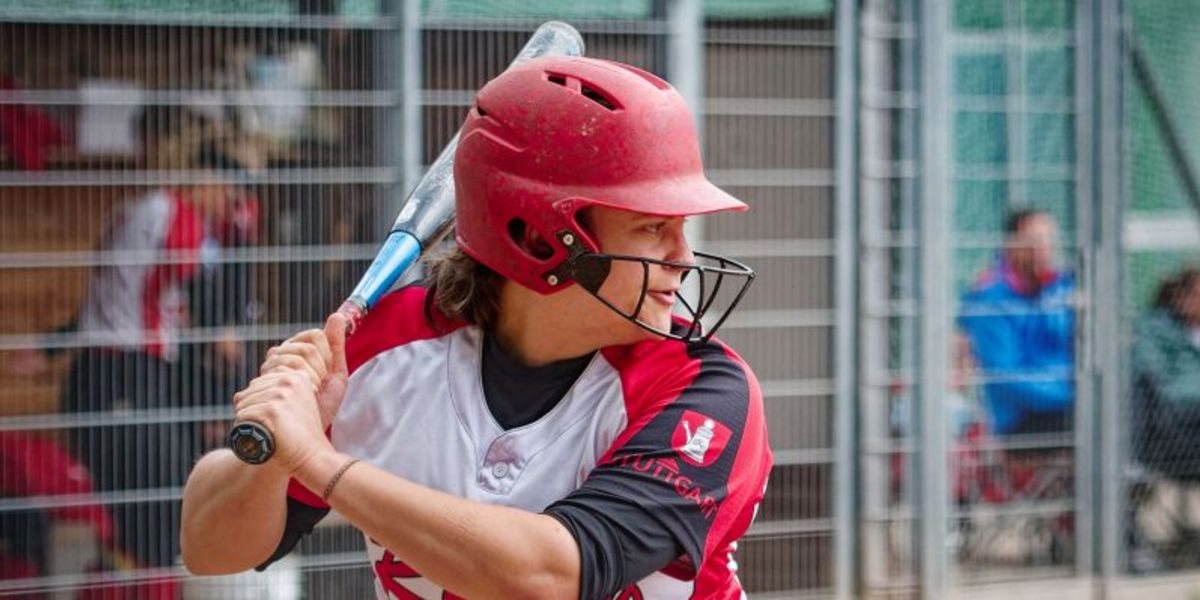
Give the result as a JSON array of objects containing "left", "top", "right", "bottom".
[{"left": 631, "top": 215, "right": 676, "bottom": 224}]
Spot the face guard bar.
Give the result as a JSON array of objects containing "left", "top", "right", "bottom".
[{"left": 545, "top": 239, "right": 755, "bottom": 344}]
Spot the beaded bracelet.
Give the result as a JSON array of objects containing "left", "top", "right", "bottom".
[{"left": 322, "top": 458, "right": 360, "bottom": 501}]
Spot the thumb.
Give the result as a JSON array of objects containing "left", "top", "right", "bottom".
[{"left": 324, "top": 311, "right": 349, "bottom": 376}]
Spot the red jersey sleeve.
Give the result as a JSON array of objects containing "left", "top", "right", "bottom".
[{"left": 582, "top": 336, "right": 773, "bottom": 583}]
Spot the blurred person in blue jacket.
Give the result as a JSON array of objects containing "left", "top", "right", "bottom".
[{"left": 958, "top": 209, "right": 1076, "bottom": 437}]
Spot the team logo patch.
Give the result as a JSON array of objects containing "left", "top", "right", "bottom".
[{"left": 671, "top": 409, "right": 731, "bottom": 467}]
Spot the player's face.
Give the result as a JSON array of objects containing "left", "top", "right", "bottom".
[
  {"left": 585, "top": 206, "right": 694, "bottom": 336},
  {"left": 188, "top": 180, "right": 236, "bottom": 220},
  {"left": 1007, "top": 214, "right": 1058, "bottom": 280}
]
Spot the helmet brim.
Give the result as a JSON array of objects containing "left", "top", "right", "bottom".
[{"left": 570, "top": 174, "right": 748, "bottom": 218}]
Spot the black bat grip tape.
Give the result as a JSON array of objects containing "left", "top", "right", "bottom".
[{"left": 228, "top": 422, "right": 276, "bottom": 465}]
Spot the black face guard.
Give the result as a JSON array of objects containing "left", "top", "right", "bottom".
[{"left": 542, "top": 232, "right": 755, "bottom": 344}]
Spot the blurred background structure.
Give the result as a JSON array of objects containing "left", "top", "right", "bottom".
[{"left": 0, "top": 0, "right": 1198, "bottom": 598}]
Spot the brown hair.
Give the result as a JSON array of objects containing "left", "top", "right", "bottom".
[
  {"left": 1154, "top": 267, "right": 1200, "bottom": 319},
  {"left": 424, "top": 245, "right": 504, "bottom": 331}
]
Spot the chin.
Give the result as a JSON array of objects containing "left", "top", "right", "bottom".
[
  {"left": 636, "top": 312, "right": 675, "bottom": 340},
  {"left": 601, "top": 315, "right": 661, "bottom": 346}
]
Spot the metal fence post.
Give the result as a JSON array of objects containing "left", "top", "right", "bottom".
[
  {"left": 1092, "top": 0, "right": 1126, "bottom": 584},
  {"left": 917, "top": 0, "right": 952, "bottom": 597},
  {"left": 400, "top": 0, "right": 422, "bottom": 200},
  {"left": 834, "top": 0, "right": 860, "bottom": 598},
  {"left": 666, "top": 0, "right": 705, "bottom": 264}
]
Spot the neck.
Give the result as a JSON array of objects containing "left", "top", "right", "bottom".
[
  {"left": 493, "top": 282, "right": 601, "bottom": 367},
  {"left": 1003, "top": 257, "right": 1044, "bottom": 293}
]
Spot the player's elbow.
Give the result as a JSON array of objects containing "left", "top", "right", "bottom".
[
  {"left": 497, "top": 571, "right": 577, "bottom": 600},
  {"left": 485, "top": 544, "right": 579, "bottom": 600},
  {"left": 180, "top": 529, "right": 242, "bottom": 576},
  {"left": 180, "top": 542, "right": 233, "bottom": 576},
  {"left": 179, "top": 518, "right": 263, "bottom": 576}
]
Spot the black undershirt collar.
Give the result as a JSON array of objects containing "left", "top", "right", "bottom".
[{"left": 480, "top": 333, "right": 595, "bottom": 430}]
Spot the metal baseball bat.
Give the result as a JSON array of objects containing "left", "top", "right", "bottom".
[{"left": 229, "top": 21, "right": 585, "bottom": 465}]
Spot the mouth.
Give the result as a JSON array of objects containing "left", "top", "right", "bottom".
[{"left": 647, "top": 289, "right": 678, "bottom": 307}]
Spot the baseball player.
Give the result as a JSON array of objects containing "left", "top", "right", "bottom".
[{"left": 182, "top": 56, "right": 771, "bottom": 599}]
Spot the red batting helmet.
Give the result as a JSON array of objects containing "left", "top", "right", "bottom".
[
  {"left": 453, "top": 56, "right": 747, "bottom": 294},
  {"left": 453, "top": 56, "right": 755, "bottom": 343}
]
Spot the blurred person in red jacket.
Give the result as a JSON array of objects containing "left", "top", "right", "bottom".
[{"left": 61, "top": 141, "right": 259, "bottom": 573}]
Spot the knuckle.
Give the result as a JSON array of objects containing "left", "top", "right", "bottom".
[{"left": 281, "top": 371, "right": 307, "bottom": 388}]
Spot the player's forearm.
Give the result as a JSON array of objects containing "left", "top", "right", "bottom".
[
  {"left": 180, "top": 448, "right": 291, "bottom": 575},
  {"left": 297, "top": 450, "right": 580, "bottom": 600}
]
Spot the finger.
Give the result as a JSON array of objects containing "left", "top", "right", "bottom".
[
  {"left": 232, "top": 375, "right": 285, "bottom": 409},
  {"left": 260, "top": 353, "right": 322, "bottom": 386},
  {"left": 232, "top": 402, "right": 276, "bottom": 433},
  {"left": 307, "top": 328, "right": 333, "bottom": 372},
  {"left": 325, "top": 311, "right": 349, "bottom": 376},
  {"left": 232, "top": 371, "right": 305, "bottom": 409},
  {"left": 273, "top": 341, "right": 329, "bottom": 381},
  {"left": 286, "top": 328, "right": 332, "bottom": 371}
]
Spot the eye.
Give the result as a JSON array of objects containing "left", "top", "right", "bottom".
[{"left": 641, "top": 222, "right": 666, "bottom": 235}]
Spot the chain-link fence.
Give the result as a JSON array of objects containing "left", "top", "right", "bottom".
[
  {"left": 1122, "top": 0, "right": 1200, "bottom": 578},
  {"left": 860, "top": 0, "right": 1090, "bottom": 596},
  {"left": 947, "top": 0, "right": 1082, "bottom": 582},
  {"left": 0, "top": 1, "right": 843, "bottom": 597},
  {"left": 6, "top": 0, "right": 1200, "bottom": 598}
]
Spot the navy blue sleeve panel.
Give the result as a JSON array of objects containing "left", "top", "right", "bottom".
[
  {"left": 553, "top": 339, "right": 756, "bottom": 590},
  {"left": 544, "top": 489, "right": 684, "bottom": 600},
  {"left": 255, "top": 498, "right": 330, "bottom": 571}
]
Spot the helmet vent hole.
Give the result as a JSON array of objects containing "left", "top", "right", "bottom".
[
  {"left": 580, "top": 85, "right": 617, "bottom": 111},
  {"left": 507, "top": 218, "right": 555, "bottom": 261},
  {"left": 474, "top": 104, "right": 488, "bottom": 117},
  {"left": 548, "top": 74, "right": 568, "bottom": 86},
  {"left": 507, "top": 218, "right": 526, "bottom": 243}
]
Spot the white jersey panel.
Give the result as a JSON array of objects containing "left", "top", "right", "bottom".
[
  {"left": 332, "top": 326, "right": 705, "bottom": 599},
  {"left": 333, "top": 326, "right": 628, "bottom": 505}
]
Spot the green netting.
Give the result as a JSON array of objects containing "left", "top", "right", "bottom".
[
  {"left": 1027, "top": 113, "right": 1074, "bottom": 165},
  {"left": 1126, "top": 1, "right": 1200, "bottom": 314},
  {"left": 955, "top": 180, "right": 1009, "bottom": 233},
  {"left": 419, "top": 0, "right": 652, "bottom": 19},
  {"left": 955, "top": 0, "right": 1071, "bottom": 31},
  {"left": 955, "top": 0, "right": 1005, "bottom": 30},
  {"left": 955, "top": 111, "right": 1009, "bottom": 165},
  {"left": 1024, "top": 47, "right": 1073, "bottom": 97},
  {"left": 418, "top": 0, "right": 831, "bottom": 19},
  {"left": 1021, "top": 0, "right": 1072, "bottom": 31},
  {"left": 950, "top": 0, "right": 1076, "bottom": 297},
  {"left": 954, "top": 51, "right": 1007, "bottom": 96},
  {"left": 1130, "top": 2, "right": 1200, "bottom": 214},
  {"left": 0, "top": 0, "right": 830, "bottom": 19}
]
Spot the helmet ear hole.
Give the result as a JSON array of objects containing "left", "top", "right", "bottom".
[{"left": 507, "top": 218, "right": 555, "bottom": 261}]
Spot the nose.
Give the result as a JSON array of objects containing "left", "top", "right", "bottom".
[{"left": 663, "top": 221, "right": 694, "bottom": 266}]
